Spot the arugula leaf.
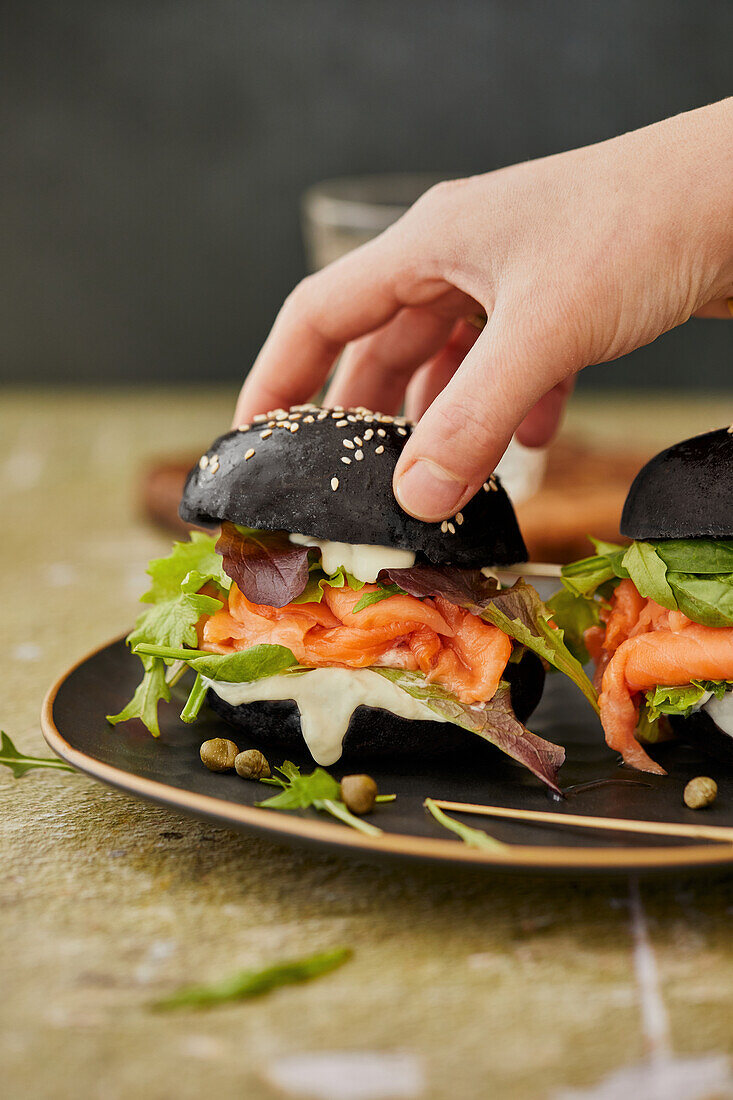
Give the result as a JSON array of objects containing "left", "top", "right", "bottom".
[
  {"left": 545, "top": 586, "right": 599, "bottom": 664},
  {"left": 134, "top": 642, "right": 299, "bottom": 683},
  {"left": 480, "top": 582, "right": 599, "bottom": 715},
  {"left": 559, "top": 543, "right": 628, "bottom": 599},
  {"left": 152, "top": 947, "right": 352, "bottom": 1011},
  {"left": 142, "top": 532, "right": 229, "bottom": 602},
  {"left": 256, "top": 763, "right": 340, "bottom": 808},
  {"left": 622, "top": 541, "right": 676, "bottom": 608},
  {"left": 374, "top": 670, "right": 565, "bottom": 793},
  {"left": 424, "top": 798, "right": 506, "bottom": 851},
  {"left": 351, "top": 584, "right": 405, "bottom": 614},
  {"left": 217, "top": 523, "right": 310, "bottom": 608},
  {"left": 255, "top": 761, "right": 387, "bottom": 836},
  {"left": 292, "top": 566, "right": 365, "bottom": 605},
  {"left": 107, "top": 656, "right": 171, "bottom": 736},
  {"left": 0, "top": 731, "right": 75, "bottom": 777}
]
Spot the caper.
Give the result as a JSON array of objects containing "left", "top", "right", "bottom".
[
  {"left": 683, "top": 776, "right": 718, "bottom": 810},
  {"left": 199, "top": 738, "right": 239, "bottom": 772},
  {"left": 340, "top": 774, "right": 378, "bottom": 815},
  {"left": 234, "top": 749, "right": 271, "bottom": 780}
]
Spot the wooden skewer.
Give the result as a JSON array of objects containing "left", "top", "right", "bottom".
[
  {"left": 431, "top": 799, "right": 733, "bottom": 845},
  {"left": 498, "top": 562, "right": 563, "bottom": 578}
]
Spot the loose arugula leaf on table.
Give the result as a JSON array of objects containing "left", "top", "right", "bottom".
[
  {"left": 152, "top": 947, "right": 352, "bottom": 1011},
  {"left": 216, "top": 522, "right": 310, "bottom": 608},
  {"left": 374, "top": 670, "right": 565, "bottom": 793},
  {"left": 0, "top": 731, "right": 75, "bottom": 777},
  {"left": 424, "top": 799, "right": 505, "bottom": 851}
]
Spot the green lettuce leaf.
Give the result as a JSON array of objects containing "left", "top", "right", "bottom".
[
  {"left": 645, "top": 679, "right": 733, "bottom": 721},
  {"left": 664, "top": 572, "right": 733, "bottom": 627},
  {"left": 291, "top": 566, "right": 365, "bottom": 604},
  {"left": 654, "top": 539, "right": 733, "bottom": 574},
  {"left": 545, "top": 586, "right": 600, "bottom": 664},
  {"left": 621, "top": 541, "right": 676, "bottom": 608},
  {"left": 479, "top": 582, "right": 599, "bottom": 714},
  {"left": 559, "top": 539, "right": 629, "bottom": 598},
  {"left": 374, "top": 669, "right": 565, "bottom": 792},
  {"left": 142, "top": 532, "right": 230, "bottom": 602}
]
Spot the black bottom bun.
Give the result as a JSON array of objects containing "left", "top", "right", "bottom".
[
  {"left": 670, "top": 711, "right": 733, "bottom": 767},
  {"left": 206, "top": 651, "right": 545, "bottom": 763}
]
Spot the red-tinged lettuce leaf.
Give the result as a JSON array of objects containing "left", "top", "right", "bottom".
[
  {"left": 480, "top": 581, "right": 600, "bottom": 715},
  {"left": 380, "top": 564, "right": 500, "bottom": 612},
  {"left": 216, "top": 523, "right": 310, "bottom": 608},
  {"left": 374, "top": 670, "right": 564, "bottom": 793}
]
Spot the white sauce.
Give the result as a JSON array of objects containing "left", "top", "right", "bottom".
[
  {"left": 289, "top": 534, "right": 415, "bottom": 583},
  {"left": 204, "top": 667, "right": 444, "bottom": 765},
  {"left": 702, "top": 691, "right": 733, "bottom": 737}
]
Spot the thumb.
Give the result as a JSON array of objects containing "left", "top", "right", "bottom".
[{"left": 393, "top": 320, "right": 572, "bottom": 522}]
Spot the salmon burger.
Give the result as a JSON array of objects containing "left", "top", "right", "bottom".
[
  {"left": 553, "top": 426, "right": 733, "bottom": 773},
  {"left": 109, "top": 405, "right": 594, "bottom": 792}
]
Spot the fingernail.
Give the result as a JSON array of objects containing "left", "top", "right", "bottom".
[{"left": 394, "top": 459, "right": 467, "bottom": 521}]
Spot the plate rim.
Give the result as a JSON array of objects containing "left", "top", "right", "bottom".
[{"left": 41, "top": 637, "right": 733, "bottom": 874}]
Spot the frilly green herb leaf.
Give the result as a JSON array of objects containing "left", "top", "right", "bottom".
[
  {"left": 0, "top": 731, "right": 75, "bottom": 777},
  {"left": 152, "top": 947, "right": 352, "bottom": 1010}
]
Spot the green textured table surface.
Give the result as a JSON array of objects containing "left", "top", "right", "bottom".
[{"left": 3, "top": 389, "right": 733, "bottom": 1100}]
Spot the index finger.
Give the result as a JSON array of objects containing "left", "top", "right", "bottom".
[{"left": 233, "top": 234, "right": 407, "bottom": 426}]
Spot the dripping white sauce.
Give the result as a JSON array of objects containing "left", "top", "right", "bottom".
[
  {"left": 289, "top": 534, "right": 415, "bottom": 583},
  {"left": 203, "top": 667, "right": 444, "bottom": 765}
]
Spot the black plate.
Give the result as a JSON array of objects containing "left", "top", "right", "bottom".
[{"left": 42, "top": 637, "right": 733, "bottom": 874}]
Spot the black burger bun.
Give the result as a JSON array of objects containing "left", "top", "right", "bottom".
[
  {"left": 205, "top": 651, "right": 545, "bottom": 764},
  {"left": 621, "top": 427, "right": 733, "bottom": 540},
  {"left": 179, "top": 404, "right": 527, "bottom": 567}
]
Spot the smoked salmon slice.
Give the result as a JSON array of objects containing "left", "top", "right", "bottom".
[
  {"left": 589, "top": 582, "right": 733, "bottom": 773},
  {"left": 202, "top": 582, "right": 512, "bottom": 705}
]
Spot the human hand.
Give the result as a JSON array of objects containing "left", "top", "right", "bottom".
[{"left": 235, "top": 99, "right": 733, "bottom": 522}]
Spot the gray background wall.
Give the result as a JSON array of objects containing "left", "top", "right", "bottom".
[{"left": 2, "top": 0, "right": 731, "bottom": 389}]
